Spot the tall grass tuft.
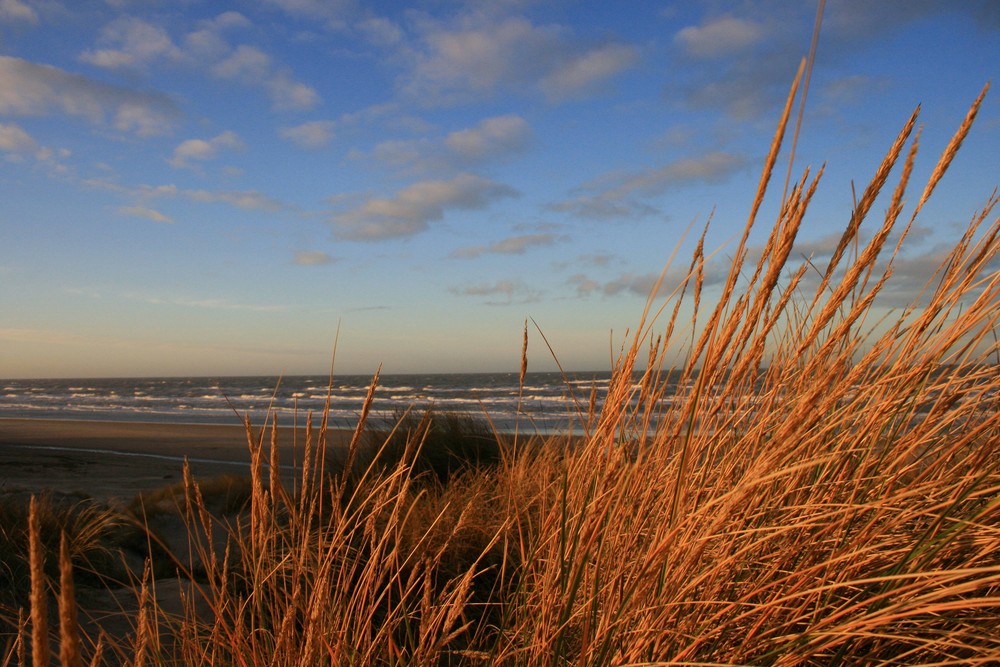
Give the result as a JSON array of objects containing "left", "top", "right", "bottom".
[{"left": 4, "top": 74, "right": 1000, "bottom": 665}]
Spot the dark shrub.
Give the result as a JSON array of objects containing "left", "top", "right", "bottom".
[{"left": 364, "top": 410, "right": 502, "bottom": 484}]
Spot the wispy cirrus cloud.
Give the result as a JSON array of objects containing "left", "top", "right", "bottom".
[
  {"left": 450, "top": 233, "right": 564, "bottom": 259},
  {"left": 0, "top": 56, "right": 179, "bottom": 136},
  {"left": 331, "top": 173, "right": 517, "bottom": 241}
]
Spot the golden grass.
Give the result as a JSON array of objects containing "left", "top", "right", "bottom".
[
  {"left": 3, "top": 73, "right": 1000, "bottom": 665},
  {"left": 28, "top": 498, "right": 48, "bottom": 667}
]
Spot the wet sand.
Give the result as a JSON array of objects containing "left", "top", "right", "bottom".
[{"left": 0, "top": 418, "right": 353, "bottom": 501}]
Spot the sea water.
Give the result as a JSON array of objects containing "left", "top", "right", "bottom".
[{"left": 0, "top": 372, "right": 649, "bottom": 434}]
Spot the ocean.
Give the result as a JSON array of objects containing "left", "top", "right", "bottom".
[{"left": 0, "top": 372, "right": 637, "bottom": 434}]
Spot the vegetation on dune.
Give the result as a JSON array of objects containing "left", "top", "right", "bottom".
[
  {"left": 353, "top": 409, "right": 505, "bottom": 484},
  {"left": 0, "top": 493, "right": 124, "bottom": 600},
  {"left": 3, "top": 67, "right": 1000, "bottom": 664}
]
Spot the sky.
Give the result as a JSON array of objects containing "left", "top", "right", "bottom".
[{"left": 1, "top": 0, "right": 998, "bottom": 378}]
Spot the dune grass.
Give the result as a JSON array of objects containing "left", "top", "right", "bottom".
[
  {"left": 0, "top": 493, "right": 123, "bottom": 602},
  {"left": 3, "top": 71, "right": 1000, "bottom": 665}
]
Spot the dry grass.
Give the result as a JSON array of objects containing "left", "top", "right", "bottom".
[{"left": 3, "top": 72, "right": 1000, "bottom": 665}]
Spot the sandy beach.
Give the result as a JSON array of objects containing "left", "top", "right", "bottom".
[{"left": 0, "top": 418, "right": 353, "bottom": 502}]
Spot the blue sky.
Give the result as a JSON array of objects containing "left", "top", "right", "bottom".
[{"left": 1, "top": 0, "right": 998, "bottom": 378}]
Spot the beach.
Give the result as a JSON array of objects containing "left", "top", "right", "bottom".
[{"left": 0, "top": 418, "right": 352, "bottom": 502}]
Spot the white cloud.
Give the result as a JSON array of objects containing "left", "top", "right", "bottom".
[
  {"left": 679, "top": 52, "right": 801, "bottom": 120},
  {"left": 365, "top": 114, "right": 532, "bottom": 172},
  {"left": 184, "top": 28, "right": 229, "bottom": 59},
  {"left": 568, "top": 273, "right": 601, "bottom": 297},
  {"left": 404, "top": 16, "right": 546, "bottom": 102},
  {"left": 540, "top": 43, "right": 638, "bottom": 101},
  {"left": 118, "top": 205, "right": 175, "bottom": 224},
  {"left": 0, "top": 0, "right": 37, "bottom": 23},
  {"left": 573, "top": 264, "right": 716, "bottom": 300},
  {"left": 212, "top": 44, "right": 271, "bottom": 79},
  {"left": 552, "top": 151, "right": 747, "bottom": 220},
  {"left": 451, "top": 233, "right": 562, "bottom": 259},
  {"left": 332, "top": 173, "right": 517, "bottom": 240},
  {"left": 822, "top": 0, "right": 943, "bottom": 41},
  {"left": 259, "top": 0, "right": 356, "bottom": 25},
  {"left": 819, "top": 75, "right": 886, "bottom": 111},
  {"left": 265, "top": 72, "right": 321, "bottom": 111},
  {"left": 294, "top": 250, "right": 335, "bottom": 265},
  {"left": 667, "top": 2, "right": 998, "bottom": 121},
  {"left": 0, "top": 121, "right": 36, "bottom": 152},
  {"left": 204, "top": 11, "right": 252, "bottom": 31},
  {"left": 574, "top": 223, "right": 998, "bottom": 308},
  {"left": 358, "top": 16, "right": 403, "bottom": 46},
  {"left": 184, "top": 12, "right": 252, "bottom": 60},
  {"left": 444, "top": 114, "right": 531, "bottom": 161},
  {"left": 450, "top": 279, "right": 541, "bottom": 304},
  {"left": 402, "top": 14, "right": 636, "bottom": 105},
  {"left": 79, "top": 17, "right": 184, "bottom": 70},
  {"left": 370, "top": 138, "right": 430, "bottom": 168},
  {"left": 0, "top": 56, "right": 179, "bottom": 136},
  {"left": 211, "top": 45, "right": 319, "bottom": 111},
  {"left": 78, "top": 12, "right": 318, "bottom": 112},
  {"left": 136, "top": 183, "right": 180, "bottom": 198},
  {"left": 169, "top": 131, "right": 244, "bottom": 168},
  {"left": 780, "top": 227, "right": 998, "bottom": 309},
  {"left": 664, "top": 5, "right": 814, "bottom": 120},
  {"left": 674, "top": 15, "right": 768, "bottom": 59},
  {"left": 98, "top": 180, "right": 289, "bottom": 213},
  {"left": 185, "top": 189, "right": 285, "bottom": 211},
  {"left": 611, "top": 151, "right": 748, "bottom": 196},
  {"left": 112, "top": 101, "right": 175, "bottom": 136},
  {"left": 549, "top": 195, "right": 660, "bottom": 221},
  {"left": 280, "top": 120, "right": 335, "bottom": 148}
]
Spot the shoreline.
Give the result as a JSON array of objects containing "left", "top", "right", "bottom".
[{"left": 0, "top": 418, "right": 354, "bottom": 502}]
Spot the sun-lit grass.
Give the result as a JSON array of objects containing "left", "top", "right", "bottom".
[{"left": 3, "top": 69, "right": 1000, "bottom": 665}]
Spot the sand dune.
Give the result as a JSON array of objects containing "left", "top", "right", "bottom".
[{"left": 0, "top": 419, "right": 351, "bottom": 501}]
